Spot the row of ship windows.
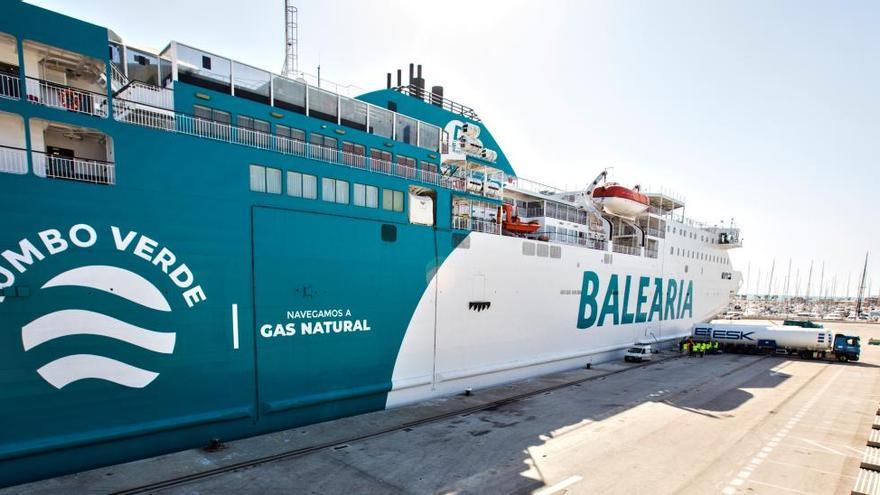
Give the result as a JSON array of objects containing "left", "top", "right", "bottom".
[
  {"left": 194, "top": 105, "right": 438, "bottom": 174},
  {"left": 668, "top": 225, "right": 713, "bottom": 243},
  {"left": 671, "top": 245, "right": 727, "bottom": 264},
  {"left": 249, "top": 164, "right": 405, "bottom": 212}
]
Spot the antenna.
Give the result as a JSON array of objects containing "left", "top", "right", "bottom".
[{"left": 282, "top": 1, "right": 299, "bottom": 78}]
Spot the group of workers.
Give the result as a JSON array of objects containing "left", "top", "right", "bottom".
[{"left": 680, "top": 338, "right": 719, "bottom": 358}]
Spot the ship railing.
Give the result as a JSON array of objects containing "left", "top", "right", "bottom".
[
  {"left": 30, "top": 150, "right": 115, "bottom": 185},
  {"left": 612, "top": 244, "right": 642, "bottom": 256},
  {"left": 451, "top": 216, "right": 500, "bottom": 234},
  {"left": 505, "top": 176, "right": 565, "bottom": 196},
  {"left": 110, "top": 63, "right": 128, "bottom": 92},
  {"left": 115, "top": 80, "right": 174, "bottom": 110},
  {"left": 0, "top": 70, "right": 20, "bottom": 100},
  {"left": 26, "top": 77, "right": 108, "bottom": 118},
  {"left": 536, "top": 231, "right": 607, "bottom": 251},
  {"left": 393, "top": 84, "right": 481, "bottom": 122},
  {"left": 645, "top": 248, "right": 659, "bottom": 259},
  {"left": 643, "top": 226, "right": 666, "bottom": 238},
  {"left": 0, "top": 145, "right": 27, "bottom": 175},
  {"left": 112, "top": 97, "right": 465, "bottom": 191}
]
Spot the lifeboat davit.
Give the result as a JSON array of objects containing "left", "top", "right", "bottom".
[
  {"left": 592, "top": 183, "right": 649, "bottom": 219},
  {"left": 497, "top": 204, "right": 540, "bottom": 234}
]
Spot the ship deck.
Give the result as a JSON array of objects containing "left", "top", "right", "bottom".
[{"left": 6, "top": 322, "right": 880, "bottom": 495}]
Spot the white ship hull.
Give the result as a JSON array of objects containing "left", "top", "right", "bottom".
[{"left": 388, "top": 232, "right": 740, "bottom": 407}]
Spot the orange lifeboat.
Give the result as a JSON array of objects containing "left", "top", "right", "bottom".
[
  {"left": 497, "top": 204, "right": 540, "bottom": 234},
  {"left": 592, "top": 183, "right": 649, "bottom": 219}
]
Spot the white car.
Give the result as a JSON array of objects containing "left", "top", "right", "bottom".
[{"left": 625, "top": 344, "right": 653, "bottom": 362}]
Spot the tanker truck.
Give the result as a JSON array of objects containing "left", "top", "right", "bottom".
[{"left": 691, "top": 323, "right": 861, "bottom": 362}]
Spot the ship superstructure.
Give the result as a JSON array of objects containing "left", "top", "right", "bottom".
[{"left": 0, "top": 1, "right": 741, "bottom": 486}]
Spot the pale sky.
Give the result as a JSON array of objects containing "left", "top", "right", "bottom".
[{"left": 27, "top": 0, "right": 880, "bottom": 298}]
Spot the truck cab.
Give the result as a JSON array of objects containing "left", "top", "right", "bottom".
[{"left": 833, "top": 334, "right": 861, "bottom": 362}]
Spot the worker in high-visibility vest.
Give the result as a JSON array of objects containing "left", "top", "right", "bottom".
[
  {"left": 699, "top": 342, "right": 705, "bottom": 358},
  {"left": 713, "top": 341, "right": 720, "bottom": 354}
]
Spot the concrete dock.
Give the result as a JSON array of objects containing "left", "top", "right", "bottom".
[{"left": 7, "top": 322, "right": 880, "bottom": 495}]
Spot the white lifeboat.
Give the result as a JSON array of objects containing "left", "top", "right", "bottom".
[{"left": 592, "top": 183, "right": 649, "bottom": 219}]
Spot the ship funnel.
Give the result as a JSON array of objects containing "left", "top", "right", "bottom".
[
  {"left": 431, "top": 85, "right": 443, "bottom": 106},
  {"left": 386, "top": 72, "right": 392, "bottom": 89},
  {"left": 396, "top": 69, "right": 402, "bottom": 87},
  {"left": 408, "top": 63, "right": 414, "bottom": 85}
]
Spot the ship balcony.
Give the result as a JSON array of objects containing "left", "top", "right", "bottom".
[
  {"left": 0, "top": 144, "right": 27, "bottom": 174},
  {"left": 26, "top": 78, "right": 108, "bottom": 118},
  {"left": 705, "top": 227, "right": 742, "bottom": 249},
  {"left": 0, "top": 70, "right": 20, "bottom": 100},
  {"left": 0, "top": 110, "right": 26, "bottom": 174},
  {"left": 0, "top": 33, "right": 20, "bottom": 100},
  {"left": 22, "top": 40, "right": 108, "bottom": 118},
  {"left": 31, "top": 151, "right": 115, "bottom": 185},
  {"left": 29, "top": 118, "right": 115, "bottom": 185}
]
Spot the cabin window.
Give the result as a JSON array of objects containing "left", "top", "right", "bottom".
[
  {"left": 353, "top": 183, "right": 379, "bottom": 208},
  {"left": 382, "top": 188, "right": 404, "bottom": 212},
  {"left": 322, "top": 178, "right": 349, "bottom": 204},
  {"left": 249, "top": 165, "right": 281, "bottom": 194},
  {"left": 370, "top": 149, "right": 392, "bottom": 173},
  {"left": 202, "top": 56, "right": 211, "bottom": 70},
  {"left": 342, "top": 141, "right": 366, "bottom": 167},
  {"left": 276, "top": 125, "right": 305, "bottom": 141},
  {"left": 193, "top": 105, "right": 230, "bottom": 124},
  {"left": 249, "top": 165, "right": 265, "bottom": 192},
  {"left": 396, "top": 155, "right": 416, "bottom": 178},
  {"left": 266, "top": 167, "right": 282, "bottom": 194},
  {"left": 421, "top": 162, "right": 438, "bottom": 175},
  {"left": 287, "top": 171, "right": 317, "bottom": 199},
  {"left": 311, "top": 133, "right": 338, "bottom": 161},
  {"left": 276, "top": 125, "right": 305, "bottom": 154},
  {"left": 670, "top": 246, "right": 674, "bottom": 255},
  {"left": 237, "top": 115, "right": 270, "bottom": 134},
  {"left": 310, "top": 133, "right": 337, "bottom": 148}
]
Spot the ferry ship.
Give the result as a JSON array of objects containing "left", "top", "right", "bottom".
[{"left": 0, "top": 1, "right": 742, "bottom": 486}]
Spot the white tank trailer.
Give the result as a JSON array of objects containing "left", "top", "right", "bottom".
[{"left": 691, "top": 323, "right": 861, "bottom": 362}]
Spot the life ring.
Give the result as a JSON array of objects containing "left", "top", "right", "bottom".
[{"left": 58, "top": 88, "right": 79, "bottom": 111}]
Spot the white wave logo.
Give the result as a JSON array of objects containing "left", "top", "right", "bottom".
[{"left": 22, "top": 265, "right": 175, "bottom": 389}]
